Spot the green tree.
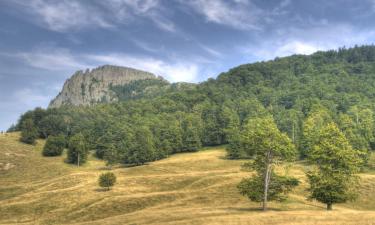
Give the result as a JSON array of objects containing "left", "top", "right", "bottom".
[
  {"left": 39, "top": 114, "right": 67, "bottom": 138},
  {"left": 226, "top": 132, "right": 243, "bottom": 159},
  {"left": 103, "top": 143, "right": 118, "bottom": 168},
  {"left": 20, "top": 118, "right": 38, "bottom": 145},
  {"left": 98, "top": 172, "right": 116, "bottom": 190},
  {"left": 306, "top": 122, "right": 362, "bottom": 210},
  {"left": 338, "top": 113, "right": 370, "bottom": 166},
  {"left": 67, "top": 133, "right": 88, "bottom": 166},
  {"left": 181, "top": 115, "right": 202, "bottom": 152},
  {"left": 42, "top": 135, "right": 66, "bottom": 156},
  {"left": 123, "top": 126, "right": 155, "bottom": 165},
  {"left": 302, "top": 107, "right": 332, "bottom": 158},
  {"left": 238, "top": 117, "right": 298, "bottom": 211}
]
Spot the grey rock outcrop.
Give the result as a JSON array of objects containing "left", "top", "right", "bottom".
[{"left": 49, "top": 65, "right": 163, "bottom": 108}]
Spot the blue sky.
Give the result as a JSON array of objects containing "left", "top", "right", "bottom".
[{"left": 1, "top": 0, "right": 375, "bottom": 131}]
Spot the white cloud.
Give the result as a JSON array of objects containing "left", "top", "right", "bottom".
[
  {"left": 244, "top": 25, "right": 375, "bottom": 61},
  {"left": 8, "top": 47, "right": 200, "bottom": 82},
  {"left": 199, "top": 44, "right": 223, "bottom": 57},
  {"left": 254, "top": 41, "right": 319, "bottom": 59},
  {"left": 19, "top": 0, "right": 113, "bottom": 32},
  {"left": 11, "top": 0, "right": 175, "bottom": 32},
  {"left": 15, "top": 48, "right": 90, "bottom": 71},
  {"left": 182, "top": 0, "right": 262, "bottom": 30},
  {"left": 13, "top": 88, "right": 51, "bottom": 108}
]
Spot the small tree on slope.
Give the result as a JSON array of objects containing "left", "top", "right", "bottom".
[
  {"left": 306, "top": 122, "right": 362, "bottom": 210},
  {"left": 20, "top": 118, "right": 38, "bottom": 145},
  {"left": 98, "top": 172, "right": 116, "bottom": 191},
  {"left": 237, "top": 117, "right": 299, "bottom": 211},
  {"left": 67, "top": 133, "right": 88, "bottom": 166}
]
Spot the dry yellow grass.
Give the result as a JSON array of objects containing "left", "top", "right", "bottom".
[{"left": 0, "top": 132, "right": 374, "bottom": 225}]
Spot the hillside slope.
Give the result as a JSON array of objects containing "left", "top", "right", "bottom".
[{"left": 1, "top": 133, "right": 375, "bottom": 225}]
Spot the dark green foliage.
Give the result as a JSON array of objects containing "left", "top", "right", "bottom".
[
  {"left": 7, "top": 124, "right": 17, "bottom": 132},
  {"left": 39, "top": 114, "right": 67, "bottom": 138},
  {"left": 123, "top": 126, "right": 155, "bottom": 165},
  {"left": 111, "top": 79, "right": 170, "bottom": 101},
  {"left": 20, "top": 118, "right": 38, "bottom": 145},
  {"left": 42, "top": 135, "right": 66, "bottom": 156},
  {"left": 98, "top": 172, "right": 116, "bottom": 190},
  {"left": 15, "top": 45, "right": 375, "bottom": 167},
  {"left": 67, "top": 133, "right": 88, "bottom": 166}
]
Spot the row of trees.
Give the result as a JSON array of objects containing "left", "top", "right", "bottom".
[{"left": 237, "top": 115, "right": 362, "bottom": 211}]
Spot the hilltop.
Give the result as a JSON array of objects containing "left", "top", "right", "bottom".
[
  {"left": 49, "top": 65, "right": 167, "bottom": 108},
  {"left": 1, "top": 133, "right": 375, "bottom": 224}
]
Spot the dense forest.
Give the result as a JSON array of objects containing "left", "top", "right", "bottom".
[{"left": 12, "top": 46, "right": 375, "bottom": 167}]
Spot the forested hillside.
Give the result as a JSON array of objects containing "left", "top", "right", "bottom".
[{"left": 13, "top": 45, "right": 375, "bottom": 166}]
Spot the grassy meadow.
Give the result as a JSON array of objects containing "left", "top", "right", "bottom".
[{"left": 1, "top": 132, "right": 375, "bottom": 224}]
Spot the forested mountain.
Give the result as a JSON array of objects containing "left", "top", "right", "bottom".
[{"left": 14, "top": 45, "right": 375, "bottom": 165}]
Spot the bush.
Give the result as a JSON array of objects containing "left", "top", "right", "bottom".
[
  {"left": 42, "top": 135, "right": 66, "bottom": 156},
  {"left": 98, "top": 172, "right": 116, "bottom": 190}
]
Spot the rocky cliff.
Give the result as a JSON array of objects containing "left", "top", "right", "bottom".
[{"left": 49, "top": 65, "right": 165, "bottom": 108}]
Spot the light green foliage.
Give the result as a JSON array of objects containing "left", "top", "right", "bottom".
[
  {"left": 302, "top": 107, "right": 333, "bottom": 158},
  {"left": 238, "top": 117, "right": 298, "bottom": 210},
  {"left": 67, "top": 133, "right": 88, "bottom": 166},
  {"left": 307, "top": 122, "right": 362, "bottom": 210},
  {"left": 238, "top": 173, "right": 299, "bottom": 202},
  {"left": 98, "top": 172, "right": 117, "bottom": 190}
]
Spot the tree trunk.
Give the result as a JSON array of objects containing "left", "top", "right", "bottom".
[
  {"left": 292, "top": 122, "right": 295, "bottom": 143},
  {"left": 327, "top": 203, "right": 332, "bottom": 210},
  {"left": 77, "top": 153, "right": 80, "bottom": 167},
  {"left": 263, "top": 150, "right": 272, "bottom": 211}
]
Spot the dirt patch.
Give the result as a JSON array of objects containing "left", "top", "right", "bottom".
[
  {"left": 0, "top": 162, "right": 16, "bottom": 171},
  {"left": 4, "top": 152, "right": 26, "bottom": 157}
]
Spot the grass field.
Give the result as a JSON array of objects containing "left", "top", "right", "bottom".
[{"left": 1, "top": 132, "right": 375, "bottom": 225}]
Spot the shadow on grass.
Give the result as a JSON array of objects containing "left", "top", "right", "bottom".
[
  {"left": 94, "top": 188, "right": 112, "bottom": 192},
  {"left": 226, "top": 206, "right": 284, "bottom": 212}
]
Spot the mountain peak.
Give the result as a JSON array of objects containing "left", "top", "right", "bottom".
[{"left": 49, "top": 65, "right": 164, "bottom": 108}]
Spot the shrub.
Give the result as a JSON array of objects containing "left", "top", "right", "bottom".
[
  {"left": 42, "top": 135, "right": 66, "bottom": 156},
  {"left": 98, "top": 172, "right": 116, "bottom": 190}
]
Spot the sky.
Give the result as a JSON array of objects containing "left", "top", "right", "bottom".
[{"left": 1, "top": 0, "right": 375, "bottom": 131}]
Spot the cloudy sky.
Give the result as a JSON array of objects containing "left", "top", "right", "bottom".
[{"left": 1, "top": 0, "right": 375, "bottom": 130}]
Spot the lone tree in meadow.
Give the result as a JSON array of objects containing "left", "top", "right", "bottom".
[
  {"left": 20, "top": 118, "right": 38, "bottom": 145},
  {"left": 98, "top": 172, "right": 117, "bottom": 190},
  {"left": 67, "top": 133, "right": 88, "bottom": 166},
  {"left": 237, "top": 117, "right": 299, "bottom": 211},
  {"left": 306, "top": 122, "right": 362, "bottom": 210}
]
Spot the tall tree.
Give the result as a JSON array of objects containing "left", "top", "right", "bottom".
[
  {"left": 20, "top": 118, "right": 38, "bottom": 145},
  {"left": 67, "top": 133, "right": 88, "bottom": 166},
  {"left": 306, "top": 122, "right": 362, "bottom": 210},
  {"left": 302, "top": 107, "right": 332, "bottom": 158},
  {"left": 238, "top": 117, "right": 298, "bottom": 211},
  {"left": 123, "top": 126, "right": 155, "bottom": 165}
]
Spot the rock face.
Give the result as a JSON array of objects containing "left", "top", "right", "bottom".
[{"left": 49, "top": 65, "right": 164, "bottom": 108}]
